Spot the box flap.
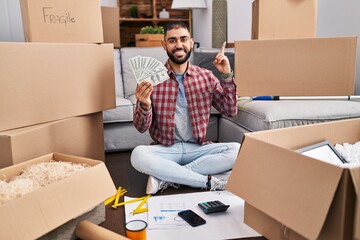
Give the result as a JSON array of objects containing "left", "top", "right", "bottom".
[
  {"left": 227, "top": 136, "right": 344, "bottom": 239},
  {"left": 350, "top": 168, "right": 360, "bottom": 196},
  {"left": 0, "top": 193, "right": 49, "bottom": 239},
  {"left": 350, "top": 167, "right": 360, "bottom": 240},
  {"left": 235, "top": 36, "right": 357, "bottom": 96},
  {"left": 247, "top": 118, "right": 360, "bottom": 151}
]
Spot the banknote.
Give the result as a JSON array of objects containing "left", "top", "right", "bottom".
[{"left": 129, "top": 55, "right": 169, "bottom": 86}]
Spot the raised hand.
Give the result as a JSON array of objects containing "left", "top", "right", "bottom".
[{"left": 212, "top": 41, "right": 232, "bottom": 75}]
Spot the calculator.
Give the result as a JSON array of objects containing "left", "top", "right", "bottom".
[{"left": 198, "top": 200, "right": 230, "bottom": 214}]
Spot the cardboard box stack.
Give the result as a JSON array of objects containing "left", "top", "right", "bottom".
[
  {"left": 0, "top": 0, "right": 117, "bottom": 239},
  {"left": 0, "top": 42, "right": 115, "bottom": 167},
  {"left": 230, "top": 0, "right": 359, "bottom": 239},
  {"left": 0, "top": 0, "right": 117, "bottom": 167}
]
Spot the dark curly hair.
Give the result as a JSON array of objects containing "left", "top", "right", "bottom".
[{"left": 163, "top": 21, "right": 190, "bottom": 37}]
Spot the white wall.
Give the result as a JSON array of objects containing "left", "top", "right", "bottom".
[
  {"left": 317, "top": 0, "right": 360, "bottom": 94},
  {"left": 227, "top": 0, "right": 252, "bottom": 42},
  {"left": 100, "top": 0, "right": 117, "bottom": 7},
  {"left": 193, "top": 0, "right": 252, "bottom": 48},
  {"left": 0, "top": 0, "right": 24, "bottom": 42},
  {"left": 193, "top": 0, "right": 212, "bottom": 48}
]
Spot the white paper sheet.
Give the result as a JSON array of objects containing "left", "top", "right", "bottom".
[
  {"left": 124, "top": 191, "right": 261, "bottom": 240},
  {"left": 148, "top": 199, "right": 187, "bottom": 229}
]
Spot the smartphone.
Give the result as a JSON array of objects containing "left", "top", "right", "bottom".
[{"left": 178, "top": 209, "right": 206, "bottom": 227}]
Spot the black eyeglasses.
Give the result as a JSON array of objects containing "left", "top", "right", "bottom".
[{"left": 166, "top": 36, "right": 190, "bottom": 44}]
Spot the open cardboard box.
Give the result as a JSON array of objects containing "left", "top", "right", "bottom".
[
  {"left": 227, "top": 118, "right": 360, "bottom": 240},
  {"left": 0, "top": 153, "right": 116, "bottom": 240},
  {"left": 235, "top": 36, "right": 357, "bottom": 97},
  {"left": 20, "top": 0, "right": 104, "bottom": 43},
  {"left": 0, "top": 42, "right": 115, "bottom": 132}
]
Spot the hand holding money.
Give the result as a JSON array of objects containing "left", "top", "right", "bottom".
[
  {"left": 129, "top": 55, "right": 169, "bottom": 86},
  {"left": 135, "top": 81, "right": 152, "bottom": 111}
]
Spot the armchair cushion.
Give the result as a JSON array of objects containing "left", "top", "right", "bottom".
[
  {"left": 103, "top": 97, "right": 134, "bottom": 123},
  {"left": 228, "top": 100, "right": 360, "bottom": 132},
  {"left": 113, "top": 49, "right": 124, "bottom": 100}
]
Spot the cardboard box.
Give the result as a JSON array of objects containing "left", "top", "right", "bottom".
[
  {"left": 0, "top": 153, "right": 116, "bottom": 240},
  {"left": 235, "top": 36, "right": 357, "bottom": 97},
  {"left": 0, "top": 42, "right": 115, "bottom": 132},
  {"left": 0, "top": 112, "right": 105, "bottom": 169},
  {"left": 101, "top": 6, "right": 120, "bottom": 48},
  {"left": 227, "top": 118, "right": 360, "bottom": 240},
  {"left": 20, "top": 0, "right": 104, "bottom": 43},
  {"left": 252, "top": 0, "right": 317, "bottom": 40},
  {"left": 39, "top": 203, "right": 105, "bottom": 240},
  {"left": 136, "top": 34, "right": 163, "bottom": 47}
]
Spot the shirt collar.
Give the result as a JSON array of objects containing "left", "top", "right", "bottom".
[{"left": 165, "top": 60, "right": 196, "bottom": 78}]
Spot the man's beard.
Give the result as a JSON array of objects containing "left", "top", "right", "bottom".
[{"left": 166, "top": 48, "right": 192, "bottom": 65}]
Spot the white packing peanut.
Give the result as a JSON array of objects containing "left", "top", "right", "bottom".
[
  {"left": 335, "top": 141, "right": 360, "bottom": 168},
  {"left": 0, "top": 161, "right": 90, "bottom": 204}
]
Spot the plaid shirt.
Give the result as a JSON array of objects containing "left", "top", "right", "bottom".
[{"left": 133, "top": 61, "right": 238, "bottom": 146}]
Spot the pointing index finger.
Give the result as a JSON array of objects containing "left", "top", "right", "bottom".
[{"left": 219, "top": 41, "right": 226, "bottom": 54}]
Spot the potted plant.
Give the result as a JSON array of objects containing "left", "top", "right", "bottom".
[
  {"left": 135, "top": 26, "right": 164, "bottom": 47},
  {"left": 129, "top": 6, "right": 138, "bottom": 18},
  {"left": 139, "top": 26, "right": 164, "bottom": 34}
]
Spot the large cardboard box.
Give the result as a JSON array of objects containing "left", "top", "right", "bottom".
[
  {"left": 0, "top": 42, "right": 115, "bottom": 132},
  {"left": 20, "top": 0, "right": 104, "bottom": 43},
  {"left": 0, "top": 153, "right": 116, "bottom": 240},
  {"left": 235, "top": 36, "right": 357, "bottom": 97},
  {"left": 0, "top": 112, "right": 105, "bottom": 169},
  {"left": 252, "top": 0, "right": 317, "bottom": 40},
  {"left": 101, "top": 6, "right": 120, "bottom": 48},
  {"left": 227, "top": 119, "right": 360, "bottom": 240}
]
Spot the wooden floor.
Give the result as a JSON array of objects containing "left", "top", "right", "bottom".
[
  {"left": 100, "top": 151, "right": 265, "bottom": 240},
  {"left": 100, "top": 151, "right": 143, "bottom": 236}
]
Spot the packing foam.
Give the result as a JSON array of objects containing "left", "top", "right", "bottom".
[
  {"left": 0, "top": 161, "right": 89, "bottom": 204},
  {"left": 335, "top": 141, "right": 360, "bottom": 168}
]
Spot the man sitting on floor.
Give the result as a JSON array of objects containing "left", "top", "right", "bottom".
[{"left": 131, "top": 21, "right": 240, "bottom": 194}]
